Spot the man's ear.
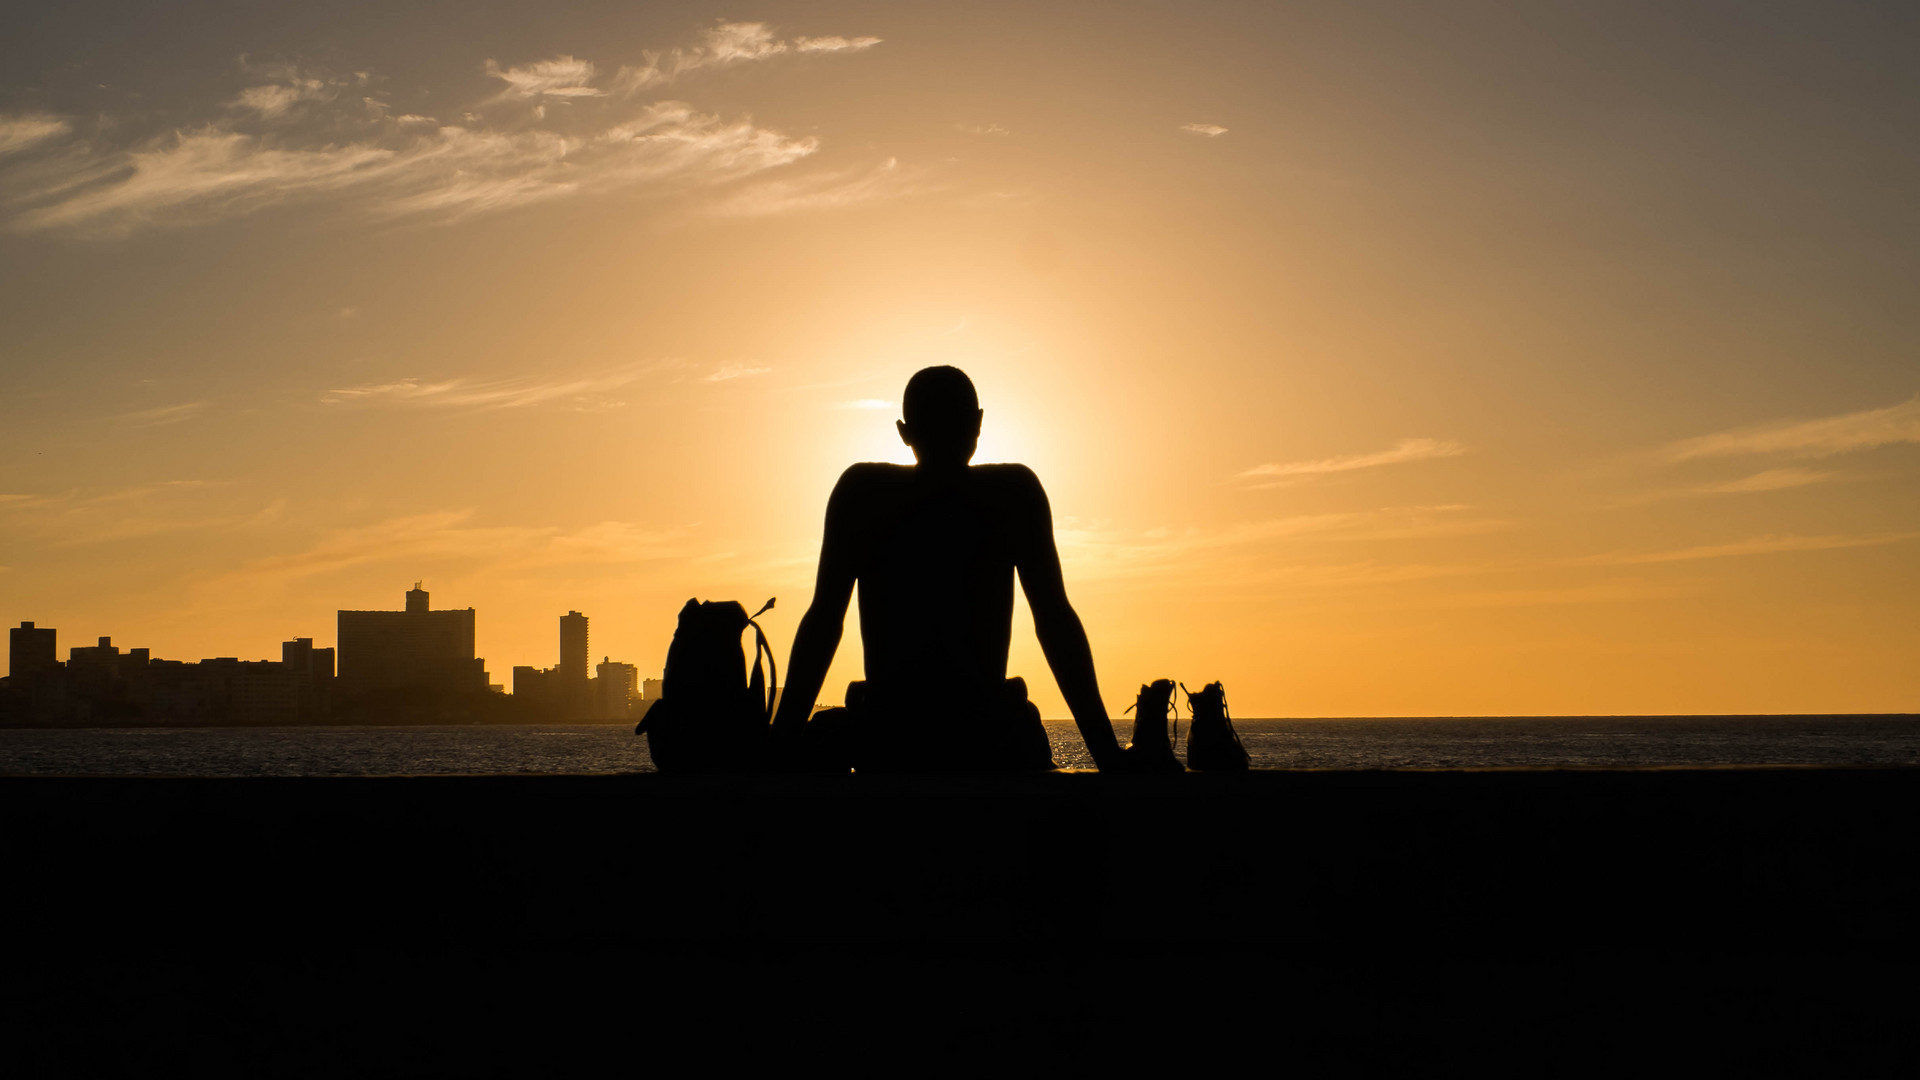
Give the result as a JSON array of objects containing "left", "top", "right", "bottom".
[
  {"left": 896, "top": 419, "right": 912, "bottom": 446},
  {"left": 972, "top": 409, "right": 983, "bottom": 436}
]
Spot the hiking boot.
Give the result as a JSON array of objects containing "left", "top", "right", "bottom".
[
  {"left": 1183, "top": 681, "right": 1250, "bottom": 771},
  {"left": 1125, "top": 679, "right": 1184, "bottom": 772}
]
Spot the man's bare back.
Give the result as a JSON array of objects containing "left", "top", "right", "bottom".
[{"left": 770, "top": 367, "right": 1125, "bottom": 770}]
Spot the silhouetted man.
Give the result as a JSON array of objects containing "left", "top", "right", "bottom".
[{"left": 771, "top": 366, "right": 1128, "bottom": 770}]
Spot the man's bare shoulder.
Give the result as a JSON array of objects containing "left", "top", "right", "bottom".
[
  {"left": 829, "top": 463, "right": 912, "bottom": 507},
  {"left": 969, "top": 463, "right": 1046, "bottom": 500},
  {"left": 835, "top": 462, "right": 913, "bottom": 489}
]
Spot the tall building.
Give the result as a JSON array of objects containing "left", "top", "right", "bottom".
[
  {"left": 559, "top": 612, "right": 588, "bottom": 682},
  {"left": 641, "top": 677, "right": 663, "bottom": 703},
  {"left": 9, "top": 621, "right": 57, "bottom": 679},
  {"left": 336, "top": 585, "right": 489, "bottom": 699}
]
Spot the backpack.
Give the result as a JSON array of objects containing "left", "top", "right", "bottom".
[
  {"left": 635, "top": 597, "right": 776, "bottom": 772},
  {"left": 1182, "top": 681, "right": 1249, "bottom": 771}
]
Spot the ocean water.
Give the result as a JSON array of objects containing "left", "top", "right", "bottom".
[{"left": 1, "top": 715, "right": 1917, "bottom": 776}]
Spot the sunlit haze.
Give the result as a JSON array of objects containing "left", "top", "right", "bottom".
[{"left": 4, "top": 1, "right": 1918, "bottom": 716}]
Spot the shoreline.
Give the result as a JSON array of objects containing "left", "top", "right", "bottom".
[{"left": 0, "top": 710, "right": 1914, "bottom": 733}]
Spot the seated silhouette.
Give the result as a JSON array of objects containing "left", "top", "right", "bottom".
[{"left": 771, "top": 366, "right": 1129, "bottom": 771}]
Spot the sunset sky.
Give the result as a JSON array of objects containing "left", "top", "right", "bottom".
[{"left": 3, "top": 1, "right": 1917, "bottom": 717}]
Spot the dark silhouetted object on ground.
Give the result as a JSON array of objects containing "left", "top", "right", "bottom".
[
  {"left": 638, "top": 598, "right": 777, "bottom": 771},
  {"left": 770, "top": 365, "right": 1128, "bottom": 771},
  {"left": 1183, "top": 681, "right": 1249, "bottom": 771},
  {"left": 1124, "top": 679, "right": 1184, "bottom": 772}
]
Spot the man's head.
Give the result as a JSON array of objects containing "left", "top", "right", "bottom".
[{"left": 897, "top": 365, "right": 982, "bottom": 467}]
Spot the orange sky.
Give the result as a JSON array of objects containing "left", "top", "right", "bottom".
[{"left": 3, "top": 2, "right": 1917, "bottom": 716}]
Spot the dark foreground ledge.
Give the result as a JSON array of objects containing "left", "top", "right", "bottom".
[
  {"left": 7, "top": 769, "right": 1920, "bottom": 1071},
  {"left": 6, "top": 767, "right": 1919, "bottom": 947}
]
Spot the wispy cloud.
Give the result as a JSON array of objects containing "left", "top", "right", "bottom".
[
  {"left": 1660, "top": 396, "right": 1920, "bottom": 462},
  {"left": 0, "top": 113, "right": 74, "bottom": 155},
  {"left": 1241, "top": 438, "right": 1464, "bottom": 485},
  {"left": 836, "top": 398, "right": 895, "bottom": 410},
  {"left": 1180, "top": 122, "right": 1228, "bottom": 137},
  {"left": 323, "top": 365, "right": 654, "bottom": 410},
  {"left": 230, "top": 67, "right": 341, "bottom": 118},
  {"left": 1698, "top": 467, "right": 1837, "bottom": 494},
  {"left": 795, "top": 35, "right": 883, "bottom": 54},
  {"left": 483, "top": 55, "right": 606, "bottom": 100},
  {"left": 954, "top": 123, "right": 1010, "bottom": 136},
  {"left": 614, "top": 21, "right": 880, "bottom": 93},
  {"left": 1573, "top": 532, "right": 1920, "bottom": 566},
  {"left": 0, "top": 481, "right": 275, "bottom": 546},
  {"left": 123, "top": 401, "right": 209, "bottom": 425},
  {"left": 10, "top": 102, "right": 817, "bottom": 234},
  {"left": 1058, "top": 505, "right": 1506, "bottom": 581},
  {"left": 195, "top": 510, "right": 698, "bottom": 596},
  {"left": 703, "top": 364, "right": 771, "bottom": 383},
  {"left": 1, "top": 22, "right": 881, "bottom": 236},
  {"left": 706, "top": 156, "right": 916, "bottom": 217},
  {"left": 1441, "top": 580, "right": 1690, "bottom": 608}
]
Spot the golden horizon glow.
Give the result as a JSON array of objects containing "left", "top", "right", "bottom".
[{"left": 3, "top": 4, "right": 1918, "bottom": 717}]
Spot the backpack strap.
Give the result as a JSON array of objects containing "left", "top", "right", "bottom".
[{"left": 746, "top": 597, "right": 778, "bottom": 721}]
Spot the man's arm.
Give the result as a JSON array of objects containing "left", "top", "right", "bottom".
[
  {"left": 770, "top": 471, "right": 860, "bottom": 740},
  {"left": 1011, "top": 468, "right": 1125, "bottom": 770}
]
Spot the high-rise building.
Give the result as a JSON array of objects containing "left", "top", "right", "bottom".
[
  {"left": 641, "top": 677, "right": 663, "bottom": 703},
  {"left": 559, "top": 612, "right": 588, "bottom": 683},
  {"left": 336, "top": 586, "right": 489, "bottom": 699},
  {"left": 9, "top": 621, "right": 57, "bottom": 679}
]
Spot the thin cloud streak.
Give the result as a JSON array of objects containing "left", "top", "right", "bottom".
[
  {"left": 705, "top": 156, "right": 916, "bottom": 217},
  {"left": 1058, "top": 505, "right": 1506, "bottom": 581},
  {"left": 0, "top": 114, "right": 74, "bottom": 154},
  {"left": 483, "top": 56, "right": 605, "bottom": 100},
  {"left": 193, "top": 510, "right": 700, "bottom": 597},
  {"left": 614, "top": 22, "right": 880, "bottom": 93},
  {"left": 703, "top": 364, "right": 772, "bottom": 383},
  {"left": 1241, "top": 438, "right": 1465, "bottom": 483},
  {"left": 1572, "top": 532, "right": 1920, "bottom": 566},
  {"left": 323, "top": 365, "right": 654, "bottom": 410},
  {"left": 1181, "top": 122, "right": 1228, "bottom": 137},
  {"left": 123, "top": 401, "right": 210, "bottom": 425},
  {"left": 1699, "top": 467, "right": 1837, "bottom": 494},
  {"left": 1661, "top": 396, "right": 1920, "bottom": 462},
  {"left": 0, "top": 481, "right": 275, "bottom": 547}
]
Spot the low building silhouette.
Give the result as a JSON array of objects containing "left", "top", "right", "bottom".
[
  {"left": 281, "top": 637, "right": 336, "bottom": 723},
  {"left": 336, "top": 584, "right": 489, "bottom": 703},
  {"left": 9, "top": 621, "right": 57, "bottom": 680},
  {"left": 0, "top": 622, "right": 349, "bottom": 727},
  {"left": 594, "top": 657, "right": 638, "bottom": 720}
]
